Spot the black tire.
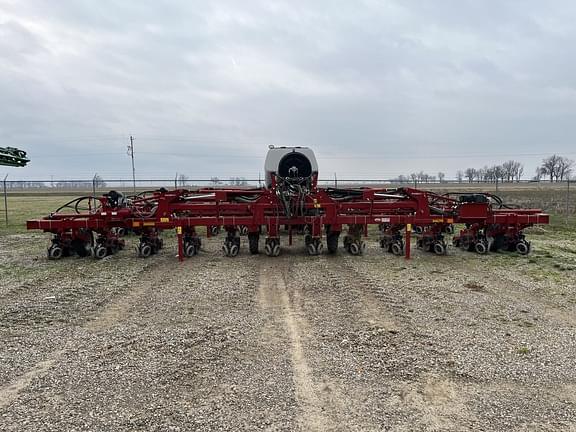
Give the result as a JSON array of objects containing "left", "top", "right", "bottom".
[
  {"left": 475, "top": 241, "right": 488, "bottom": 255},
  {"left": 248, "top": 233, "right": 259, "bottom": 254},
  {"left": 327, "top": 233, "right": 339, "bottom": 254},
  {"left": 391, "top": 241, "right": 403, "bottom": 256},
  {"left": 433, "top": 242, "right": 446, "bottom": 255},
  {"left": 184, "top": 243, "right": 196, "bottom": 257},
  {"left": 349, "top": 242, "right": 360, "bottom": 255},
  {"left": 48, "top": 245, "right": 63, "bottom": 260},
  {"left": 139, "top": 243, "right": 152, "bottom": 258},
  {"left": 516, "top": 241, "right": 530, "bottom": 255},
  {"left": 94, "top": 245, "right": 107, "bottom": 259},
  {"left": 229, "top": 244, "right": 239, "bottom": 257}
]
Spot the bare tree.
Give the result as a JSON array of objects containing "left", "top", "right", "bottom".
[
  {"left": 464, "top": 168, "right": 475, "bottom": 183},
  {"left": 541, "top": 155, "right": 560, "bottom": 182},
  {"left": 437, "top": 172, "right": 445, "bottom": 183},
  {"left": 493, "top": 165, "right": 505, "bottom": 183},
  {"left": 558, "top": 157, "right": 574, "bottom": 181},
  {"left": 502, "top": 160, "right": 523, "bottom": 182},
  {"left": 477, "top": 167, "right": 487, "bottom": 183},
  {"left": 515, "top": 163, "right": 524, "bottom": 182}
]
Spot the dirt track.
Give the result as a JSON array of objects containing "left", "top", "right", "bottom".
[{"left": 1, "top": 232, "right": 576, "bottom": 431}]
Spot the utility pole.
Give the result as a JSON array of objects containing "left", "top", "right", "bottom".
[
  {"left": 127, "top": 135, "right": 136, "bottom": 194},
  {"left": 3, "top": 174, "right": 8, "bottom": 226},
  {"left": 567, "top": 178, "right": 571, "bottom": 225}
]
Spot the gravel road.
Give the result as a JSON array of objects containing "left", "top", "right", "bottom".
[{"left": 1, "top": 231, "right": 575, "bottom": 431}]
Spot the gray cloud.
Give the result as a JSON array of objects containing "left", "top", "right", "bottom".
[{"left": 1, "top": 0, "right": 575, "bottom": 180}]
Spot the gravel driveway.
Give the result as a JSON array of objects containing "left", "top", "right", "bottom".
[{"left": 1, "top": 231, "right": 575, "bottom": 431}]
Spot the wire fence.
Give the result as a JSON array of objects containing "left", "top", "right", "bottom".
[{"left": 0, "top": 176, "right": 571, "bottom": 190}]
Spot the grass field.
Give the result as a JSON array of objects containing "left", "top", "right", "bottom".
[{"left": 0, "top": 195, "right": 80, "bottom": 234}]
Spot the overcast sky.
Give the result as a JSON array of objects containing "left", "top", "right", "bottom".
[{"left": 1, "top": 0, "right": 575, "bottom": 181}]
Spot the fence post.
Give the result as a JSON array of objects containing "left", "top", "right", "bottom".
[
  {"left": 3, "top": 174, "right": 8, "bottom": 226},
  {"left": 175, "top": 173, "right": 178, "bottom": 189},
  {"left": 567, "top": 179, "right": 571, "bottom": 225}
]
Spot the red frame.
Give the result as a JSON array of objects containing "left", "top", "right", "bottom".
[{"left": 26, "top": 185, "right": 549, "bottom": 260}]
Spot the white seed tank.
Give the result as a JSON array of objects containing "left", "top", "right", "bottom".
[{"left": 264, "top": 146, "right": 318, "bottom": 188}]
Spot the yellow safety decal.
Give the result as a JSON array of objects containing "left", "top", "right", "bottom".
[
  {"left": 160, "top": 217, "right": 170, "bottom": 223},
  {"left": 176, "top": 227, "right": 182, "bottom": 234},
  {"left": 406, "top": 224, "right": 412, "bottom": 232},
  {"left": 143, "top": 222, "right": 156, "bottom": 227},
  {"left": 313, "top": 199, "right": 321, "bottom": 209},
  {"left": 447, "top": 218, "right": 454, "bottom": 224},
  {"left": 432, "top": 218, "right": 444, "bottom": 223}
]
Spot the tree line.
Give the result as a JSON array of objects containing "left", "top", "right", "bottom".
[
  {"left": 534, "top": 155, "right": 574, "bottom": 182},
  {"left": 392, "top": 154, "right": 573, "bottom": 184}
]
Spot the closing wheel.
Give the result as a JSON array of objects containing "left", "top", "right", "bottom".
[
  {"left": 349, "top": 242, "right": 360, "bottom": 256},
  {"left": 264, "top": 239, "right": 280, "bottom": 257},
  {"left": 138, "top": 243, "right": 152, "bottom": 258},
  {"left": 391, "top": 241, "right": 403, "bottom": 256},
  {"left": 272, "top": 244, "right": 281, "bottom": 257},
  {"left": 307, "top": 243, "right": 317, "bottom": 255},
  {"left": 238, "top": 225, "right": 248, "bottom": 236},
  {"left": 516, "top": 241, "right": 530, "bottom": 255},
  {"left": 229, "top": 244, "right": 239, "bottom": 257},
  {"left": 222, "top": 243, "right": 230, "bottom": 256},
  {"left": 474, "top": 241, "right": 488, "bottom": 255},
  {"left": 433, "top": 242, "right": 446, "bottom": 255},
  {"left": 184, "top": 243, "right": 196, "bottom": 257},
  {"left": 316, "top": 242, "right": 324, "bottom": 254},
  {"left": 48, "top": 245, "right": 63, "bottom": 260},
  {"left": 93, "top": 245, "right": 107, "bottom": 259}
]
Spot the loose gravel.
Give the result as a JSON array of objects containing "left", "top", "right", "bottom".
[{"left": 1, "top": 230, "right": 575, "bottom": 431}]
